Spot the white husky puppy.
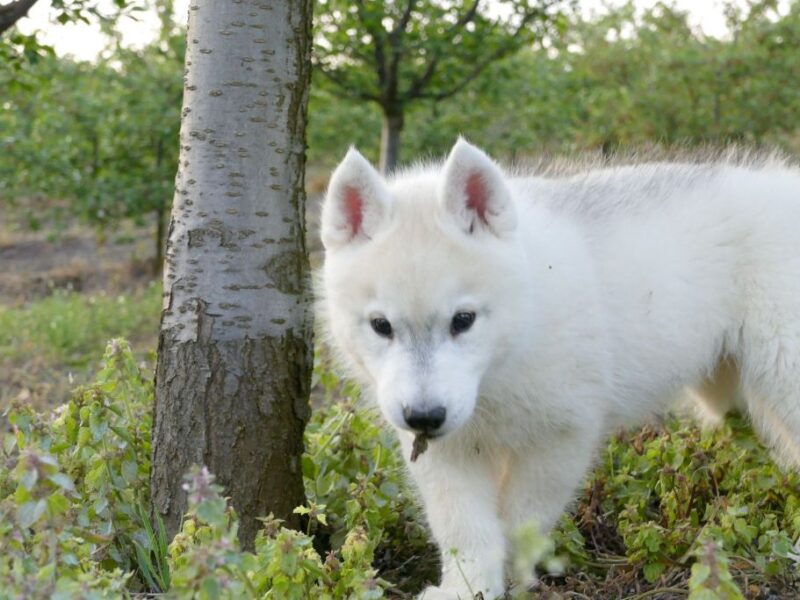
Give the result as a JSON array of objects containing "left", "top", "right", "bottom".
[{"left": 318, "top": 138, "right": 800, "bottom": 599}]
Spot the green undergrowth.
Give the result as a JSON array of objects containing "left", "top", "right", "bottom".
[
  {"left": 547, "top": 419, "right": 800, "bottom": 598},
  {"left": 1, "top": 340, "right": 799, "bottom": 598}
]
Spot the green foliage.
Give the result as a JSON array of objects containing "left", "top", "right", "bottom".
[
  {"left": 328, "top": 0, "right": 792, "bottom": 164},
  {"left": 0, "top": 36, "right": 182, "bottom": 224},
  {"left": 313, "top": 0, "right": 565, "bottom": 169},
  {"left": 0, "top": 32, "right": 55, "bottom": 92},
  {"left": 611, "top": 418, "right": 798, "bottom": 578},
  {"left": 314, "top": 0, "right": 560, "bottom": 104},
  {"left": 310, "top": 0, "right": 800, "bottom": 164},
  {"left": 0, "top": 339, "right": 152, "bottom": 597},
  {"left": 167, "top": 466, "right": 387, "bottom": 599},
  {"left": 689, "top": 540, "right": 745, "bottom": 600},
  {"left": 1, "top": 8, "right": 182, "bottom": 268},
  {"left": 2, "top": 341, "right": 799, "bottom": 597},
  {"left": 0, "top": 341, "right": 424, "bottom": 597},
  {"left": 6, "top": 1, "right": 800, "bottom": 219},
  {"left": 550, "top": 417, "right": 800, "bottom": 595}
]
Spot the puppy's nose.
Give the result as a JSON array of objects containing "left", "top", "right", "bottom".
[{"left": 403, "top": 406, "right": 446, "bottom": 433}]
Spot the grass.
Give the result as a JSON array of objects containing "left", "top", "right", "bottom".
[{"left": 0, "top": 283, "right": 161, "bottom": 408}]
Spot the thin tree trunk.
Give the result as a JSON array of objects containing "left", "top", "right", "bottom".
[
  {"left": 151, "top": 0, "right": 313, "bottom": 549},
  {"left": 379, "top": 110, "right": 404, "bottom": 174}
]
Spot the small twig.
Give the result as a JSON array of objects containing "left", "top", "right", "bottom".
[{"left": 623, "top": 586, "right": 689, "bottom": 600}]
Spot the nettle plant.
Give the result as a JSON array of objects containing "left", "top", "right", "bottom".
[
  {"left": 0, "top": 341, "right": 428, "bottom": 598},
  {"left": 1, "top": 339, "right": 798, "bottom": 598},
  {"left": 551, "top": 417, "right": 800, "bottom": 597},
  {"left": 0, "top": 339, "right": 149, "bottom": 597}
]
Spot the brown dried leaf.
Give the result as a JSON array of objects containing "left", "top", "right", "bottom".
[{"left": 410, "top": 433, "right": 429, "bottom": 462}]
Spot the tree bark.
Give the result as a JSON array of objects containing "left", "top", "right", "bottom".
[
  {"left": 0, "top": 0, "right": 39, "bottom": 36},
  {"left": 151, "top": 0, "right": 313, "bottom": 549},
  {"left": 379, "top": 110, "right": 404, "bottom": 174}
]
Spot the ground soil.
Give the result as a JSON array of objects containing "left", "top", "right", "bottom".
[{"left": 0, "top": 204, "right": 158, "bottom": 305}]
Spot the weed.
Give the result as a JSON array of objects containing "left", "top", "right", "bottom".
[{"left": 1, "top": 340, "right": 799, "bottom": 598}]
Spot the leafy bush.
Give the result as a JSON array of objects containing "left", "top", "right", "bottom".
[
  {"left": 548, "top": 419, "right": 800, "bottom": 597},
  {"left": 2, "top": 340, "right": 799, "bottom": 598},
  {"left": 0, "top": 341, "right": 426, "bottom": 598},
  {"left": 0, "top": 339, "right": 150, "bottom": 597}
]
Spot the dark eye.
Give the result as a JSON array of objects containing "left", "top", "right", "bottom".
[
  {"left": 451, "top": 311, "right": 476, "bottom": 336},
  {"left": 370, "top": 317, "right": 393, "bottom": 338}
]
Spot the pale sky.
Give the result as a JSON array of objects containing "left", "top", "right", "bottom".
[
  {"left": 16, "top": 0, "right": 191, "bottom": 60},
  {"left": 14, "top": 0, "right": 791, "bottom": 62}
]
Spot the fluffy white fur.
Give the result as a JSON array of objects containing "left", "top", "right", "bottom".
[{"left": 318, "top": 139, "right": 800, "bottom": 599}]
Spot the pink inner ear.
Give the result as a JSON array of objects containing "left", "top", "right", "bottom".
[
  {"left": 343, "top": 186, "right": 364, "bottom": 237},
  {"left": 465, "top": 172, "right": 489, "bottom": 224}
]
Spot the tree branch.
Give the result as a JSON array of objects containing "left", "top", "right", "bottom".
[
  {"left": 450, "top": 0, "right": 480, "bottom": 32},
  {"left": 401, "top": 0, "right": 481, "bottom": 101},
  {"left": 0, "top": 0, "right": 40, "bottom": 36},
  {"left": 316, "top": 66, "right": 381, "bottom": 103},
  {"left": 403, "top": 55, "right": 440, "bottom": 101},
  {"left": 386, "top": 0, "right": 417, "bottom": 106},
  {"left": 392, "top": 0, "right": 416, "bottom": 35},
  {"left": 415, "top": 7, "right": 546, "bottom": 102},
  {"left": 354, "top": 0, "right": 388, "bottom": 95}
]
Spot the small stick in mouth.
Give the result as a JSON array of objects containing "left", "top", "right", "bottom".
[{"left": 410, "top": 433, "right": 429, "bottom": 462}]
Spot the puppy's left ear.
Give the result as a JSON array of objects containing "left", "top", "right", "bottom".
[{"left": 439, "top": 138, "right": 517, "bottom": 236}]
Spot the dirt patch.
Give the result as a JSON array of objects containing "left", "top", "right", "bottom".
[{"left": 0, "top": 206, "right": 157, "bottom": 305}]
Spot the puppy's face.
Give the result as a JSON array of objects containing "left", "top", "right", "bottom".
[{"left": 320, "top": 141, "right": 528, "bottom": 439}]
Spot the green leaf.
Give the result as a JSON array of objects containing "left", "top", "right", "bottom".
[
  {"left": 643, "top": 561, "right": 665, "bottom": 582},
  {"left": 17, "top": 499, "right": 47, "bottom": 528},
  {"left": 201, "top": 577, "right": 221, "bottom": 600},
  {"left": 48, "top": 472, "right": 76, "bottom": 492},
  {"left": 122, "top": 460, "right": 138, "bottom": 483},
  {"left": 691, "top": 562, "right": 711, "bottom": 586},
  {"left": 20, "top": 467, "right": 39, "bottom": 490},
  {"left": 195, "top": 499, "right": 227, "bottom": 527},
  {"left": 47, "top": 492, "right": 71, "bottom": 517},
  {"left": 689, "top": 590, "right": 720, "bottom": 600}
]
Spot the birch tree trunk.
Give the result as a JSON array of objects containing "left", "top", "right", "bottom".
[{"left": 151, "top": 0, "right": 313, "bottom": 549}]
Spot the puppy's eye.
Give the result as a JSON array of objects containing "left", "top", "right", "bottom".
[
  {"left": 450, "top": 311, "right": 476, "bottom": 336},
  {"left": 370, "top": 317, "right": 393, "bottom": 338}
]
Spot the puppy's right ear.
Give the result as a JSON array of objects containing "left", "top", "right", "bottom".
[{"left": 321, "top": 148, "right": 391, "bottom": 250}]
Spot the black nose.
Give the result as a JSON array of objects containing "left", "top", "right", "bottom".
[{"left": 403, "top": 406, "right": 446, "bottom": 433}]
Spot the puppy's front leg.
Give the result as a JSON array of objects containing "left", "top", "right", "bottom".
[{"left": 402, "top": 436, "right": 506, "bottom": 600}]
